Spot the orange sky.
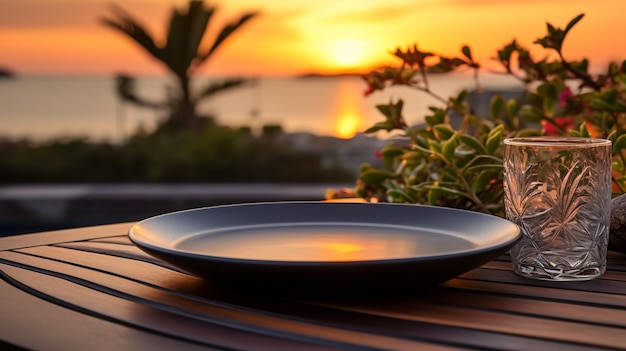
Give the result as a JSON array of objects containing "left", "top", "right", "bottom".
[{"left": 1, "top": 0, "right": 626, "bottom": 77}]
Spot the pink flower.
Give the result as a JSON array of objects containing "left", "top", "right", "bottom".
[
  {"left": 374, "top": 150, "right": 382, "bottom": 158},
  {"left": 558, "top": 87, "right": 573, "bottom": 107}
]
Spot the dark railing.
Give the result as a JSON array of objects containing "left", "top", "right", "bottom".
[{"left": 0, "top": 183, "right": 354, "bottom": 236}]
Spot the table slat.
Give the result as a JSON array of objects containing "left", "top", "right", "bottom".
[{"left": 2, "top": 224, "right": 626, "bottom": 350}]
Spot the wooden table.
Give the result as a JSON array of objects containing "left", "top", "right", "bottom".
[{"left": 1, "top": 223, "right": 625, "bottom": 350}]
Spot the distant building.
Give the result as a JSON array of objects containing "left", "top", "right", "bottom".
[{"left": 285, "top": 132, "right": 387, "bottom": 176}]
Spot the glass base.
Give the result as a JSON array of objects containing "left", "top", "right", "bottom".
[{"left": 513, "top": 262, "right": 605, "bottom": 281}]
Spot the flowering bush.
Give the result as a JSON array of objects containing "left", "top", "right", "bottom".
[{"left": 332, "top": 14, "right": 626, "bottom": 216}]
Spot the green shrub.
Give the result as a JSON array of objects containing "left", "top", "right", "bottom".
[
  {"left": 0, "top": 126, "right": 354, "bottom": 183},
  {"left": 335, "top": 14, "right": 626, "bottom": 216}
]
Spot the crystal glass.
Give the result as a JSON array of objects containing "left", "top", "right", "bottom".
[{"left": 503, "top": 137, "right": 612, "bottom": 281}]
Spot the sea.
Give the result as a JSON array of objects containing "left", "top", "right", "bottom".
[{"left": 0, "top": 73, "right": 522, "bottom": 143}]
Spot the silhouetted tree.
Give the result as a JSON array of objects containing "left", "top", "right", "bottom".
[{"left": 101, "top": 0, "right": 258, "bottom": 132}]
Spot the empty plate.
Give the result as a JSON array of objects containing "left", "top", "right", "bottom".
[{"left": 129, "top": 202, "right": 520, "bottom": 297}]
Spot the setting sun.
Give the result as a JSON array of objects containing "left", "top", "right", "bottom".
[
  {"left": 2, "top": 1, "right": 624, "bottom": 76},
  {"left": 328, "top": 39, "right": 368, "bottom": 68},
  {"left": 3, "top": 0, "right": 626, "bottom": 141}
]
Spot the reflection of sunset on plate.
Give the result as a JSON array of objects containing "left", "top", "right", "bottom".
[
  {"left": 177, "top": 232, "right": 419, "bottom": 261},
  {"left": 325, "top": 242, "right": 363, "bottom": 253},
  {"left": 174, "top": 224, "right": 477, "bottom": 262},
  {"left": 317, "top": 239, "right": 389, "bottom": 261},
  {"left": 310, "top": 237, "right": 396, "bottom": 261}
]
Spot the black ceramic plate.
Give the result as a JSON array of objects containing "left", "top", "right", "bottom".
[{"left": 129, "top": 202, "right": 520, "bottom": 297}]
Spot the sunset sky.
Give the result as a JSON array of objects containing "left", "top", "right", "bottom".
[{"left": 2, "top": 0, "right": 626, "bottom": 77}]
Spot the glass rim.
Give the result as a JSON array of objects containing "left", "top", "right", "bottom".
[{"left": 503, "top": 136, "right": 611, "bottom": 148}]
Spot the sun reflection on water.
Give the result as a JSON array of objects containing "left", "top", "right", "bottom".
[{"left": 332, "top": 78, "right": 366, "bottom": 138}]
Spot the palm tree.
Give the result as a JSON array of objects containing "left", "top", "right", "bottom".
[{"left": 101, "top": 0, "right": 258, "bottom": 132}]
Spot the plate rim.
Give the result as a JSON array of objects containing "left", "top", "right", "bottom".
[{"left": 129, "top": 201, "right": 521, "bottom": 266}]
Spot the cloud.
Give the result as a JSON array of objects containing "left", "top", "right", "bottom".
[
  {"left": 290, "top": 1, "right": 440, "bottom": 27},
  {"left": 451, "top": 0, "right": 573, "bottom": 7},
  {"left": 0, "top": 1, "right": 169, "bottom": 29},
  {"left": 0, "top": 1, "right": 103, "bottom": 28}
]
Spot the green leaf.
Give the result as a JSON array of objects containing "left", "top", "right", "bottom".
[
  {"left": 424, "top": 185, "right": 471, "bottom": 199},
  {"left": 574, "top": 59, "right": 589, "bottom": 74},
  {"left": 613, "top": 134, "right": 626, "bottom": 155},
  {"left": 600, "top": 88, "right": 619, "bottom": 102},
  {"left": 387, "top": 188, "right": 416, "bottom": 202},
  {"left": 428, "top": 140, "right": 442, "bottom": 153},
  {"left": 569, "top": 130, "right": 581, "bottom": 137},
  {"left": 565, "top": 13, "right": 585, "bottom": 33},
  {"left": 505, "top": 98, "right": 518, "bottom": 119},
  {"left": 465, "top": 163, "right": 504, "bottom": 174},
  {"left": 433, "top": 124, "right": 455, "bottom": 140},
  {"left": 358, "top": 163, "right": 371, "bottom": 174},
  {"left": 375, "top": 104, "right": 393, "bottom": 118},
  {"left": 519, "top": 105, "right": 545, "bottom": 123},
  {"left": 490, "top": 95, "right": 504, "bottom": 120},
  {"left": 381, "top": 145, "right": 404, "bottom": 158},
  {"left": 414, "top": 136, "right": 429, "bottom": 149},
  {"left": 579, "top": 122, "right": 591, "bottom": 138},
  {"left": 442, "top": 133, "right": 458, "bottom": 161},
  {"left": 441, "top": 168, "right": 459, "bottom": 182},
  {"left": 456, "top": 89, "right": 468, "bottom": 104},
  {"left": 588, "top": 99, "right": 614, "bottom": 111},
  {"left": 458, "top": 134, "right": 488, "bottom": 154},
  {"left": 537, "top": 82, "right": 559, "bottom": 100},
  {"left": 425, "top": 116, "right": 438, "bottom": 126},
  {"left": 461, "top": 154, "right": 504, "bottom": 171},
  {"left": 360, "top": 169, "right": 394, "bottom": 184},
  {"left": 364, "top": 122, "right": 391, "bottom": 133},
  {"left": 401, "top": 151, "right": 422, "bottom": 161},
  {"left": 608, "top": 130, "right": 617, "bottom": 143},
  {"left": 427, "top": 187, "right": 441, "bottom": 205},
  {"left": 487, "top": 124, "right": 504, "bottom": 140},
  {"left": 484, "top": 189, "right": 504, "bottom": 209},
  {"left": 486, "top": 129, "right": 502, "bottom": 154},
  {"left": 380, "top": 145, "right": 405, "bottom": 169},
  {"left": 425, "top": 108, "right": 446, "bottom": 126},
  {"left": 542, "top": 97, "right": 555, "bottom": 117},
  {"left": 471, "top": 169, "right": 501, "bottom": 194},
  {"left": 428, "top": 106, "right": 441, "bottom": 113},
  {"left": 516, "top": 128, "right": 541, "bottom": 137}
]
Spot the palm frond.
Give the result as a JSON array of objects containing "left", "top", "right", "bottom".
[
  {"left": 164, "top": 1, "right": 214, "bottom": 77},
  {"left": 185, "top": 1, "right": 214, "bottom": 64},
  {"left": 102, "top": 1, "right": 259, "bottom": 132},
  {"left": 100, "top": 4, "right": 163, "bottom": 61},
  {"left": 198, "top": 12, "right": 258, "bottom": 65},
  {"left": 115, "top": 75, "right": 167, "bottom": 109},
  {"left": 195, "top": 78, "right": 250, "bottom": 102}
]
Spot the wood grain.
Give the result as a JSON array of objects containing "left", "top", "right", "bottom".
[{"left": 2, "top": 225, "right": 626, "bottom": 350}]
